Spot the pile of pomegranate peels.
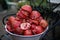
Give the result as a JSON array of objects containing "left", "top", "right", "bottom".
[{"left": 6, "top": 5, "right": 48, "bottom": 36}]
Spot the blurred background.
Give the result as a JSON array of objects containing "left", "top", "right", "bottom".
[{"left": 0, "top": 0, "right": 60, "bottom": 40}]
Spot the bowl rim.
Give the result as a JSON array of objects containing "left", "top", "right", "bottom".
[{"left": 5, "top": 25, "right": 49, "bottom": 38}]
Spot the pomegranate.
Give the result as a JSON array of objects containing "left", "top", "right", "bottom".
[
  {"left": 30, "top": 11, "right": 41, "bottom": 19},
  {"left": 22, "top": 19, "right": 27, "bottom": 23},
  {"left": 37, "top": 16, "right": 43, "bottom": 21},
  {"left": 17, "top": 11, "right": 27, "bottom": 19},
  {"left": 8, "top": 16, "right": 15, "bottom": 22},
  {"left": 8, "top": 16, "right": 22, "bottom": 29},
  {"left": 20, "top": 9, "right": 29, "bottom": 17},
  {"left": 40, "top": 19, "right": 48, "bottom": 28},
  {"left": 27, "top": 19, "right": 39, "bottom": 25},
  {"left": 21, "top": 5, "right": 32, "bottom": 13},
  {"left": 20, "top": 23, "right": 31, "bottom": 30},
  {"left": 24, "top": 30, "right": 32, "bottom": 35},
  {"left": 31, "top": 24, "right": 36, "bottom": 30},
  {"left": 7, "top": 25, "right": 12, "bottom": 32},
  {"left": 32, "top": 26, "right": 44, "bottom": 34},
  {"left": 17, "top": 5, "right": 32, "bottom": 19},
  {"left": 13, "top": 27, "right": 23, "bottom": 35},
  {"left": 15, "top": 17, "right": 22, "bottom": 21}
]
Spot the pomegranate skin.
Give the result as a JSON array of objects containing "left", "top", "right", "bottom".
[
  {"left": 30, "top": 11, "right": 41, "bottom": 19},
  {"left": 21, "top": 5, "right": 32, "bottom": 13},
  {"left": 40, "top": 19, "right": 48, "bottom": 28}
]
